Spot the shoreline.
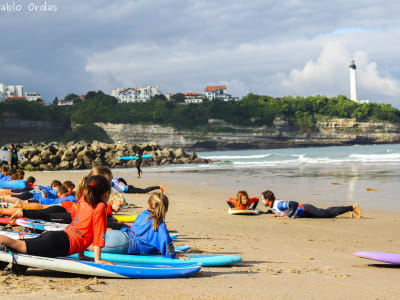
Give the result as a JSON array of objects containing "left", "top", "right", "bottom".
[{"left": 0, "top": 170, "right": 399, "bottom": 299}]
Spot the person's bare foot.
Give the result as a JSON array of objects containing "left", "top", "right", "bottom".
[
  {"left": 10, "top": 209, "right": 23, "bottom": 222},
  {"left": 347, "top": 211, "right": 353, "bottom": 218},
  {"left": 353, "top": 204, "right": 362, "bottom": 219},
  {"left": 159, "top": 185, "right": 167, "bottom": 193}
]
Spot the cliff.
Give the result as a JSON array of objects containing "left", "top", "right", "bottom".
[{"left": 95, "top": 118, "right": 400, "bottom": 151}]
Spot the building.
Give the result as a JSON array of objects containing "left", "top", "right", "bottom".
[
  {"left": 184, "top": 92, "right": 204, "bottom": 104},
  {"left": 111, "top": 86, "right": 162, "bottom": 103},
  {"left": 25, "top": 92, "right": 42, "bottom": 101},
  {"left": 57, "top": 99, "right": 75, "bottom": 106},
  {"left": 204, "top": 85, "right": 238, "bottom": 101},
  {"left": 0, "top": 83, "right": 41, "bottom": 102}
]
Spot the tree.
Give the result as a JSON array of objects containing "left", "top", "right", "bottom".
[
  {"left": 52, "top": 97, "right": 59, "bottom": 105},
  {"left": 172, "top": 93, "right": 185, "bottom": 103},
  {"left": 64, "top": 93, "right": 80, "bottom": 101}
]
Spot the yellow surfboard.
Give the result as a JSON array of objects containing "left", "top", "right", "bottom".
[{"left": 113, "top": 215, "right": 137, "bottom": 223}]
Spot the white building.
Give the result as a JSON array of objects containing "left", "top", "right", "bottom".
[
  {"left": 25, "top": 92, "right": 42, "bottom": 101},
  {"left": 184, "top": 92, "right": 204, "bottom": 104},
  {"left": 0, "top": 83, "right": 41, "bottom": 102},
  {"left": 204, "top": 85, "right": 238, "bottom": 101},
  {"left": 111, "top": 86, "right": 162, "bottom": 103}
]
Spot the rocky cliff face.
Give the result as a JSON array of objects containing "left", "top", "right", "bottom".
[{"left": 95, "top": 118, "right": 400, "bottom": 151}]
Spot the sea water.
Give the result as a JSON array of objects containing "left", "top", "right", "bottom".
[{"left": 136, "top": 144, "right": 400, "bottom": 211}]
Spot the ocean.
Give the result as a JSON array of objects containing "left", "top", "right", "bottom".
[{"left": 137, "top": 144, "right": 400, "bottom": 211}]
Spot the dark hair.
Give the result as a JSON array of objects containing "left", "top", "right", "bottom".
[
  {"left": 62, "top": 180, "right": 75, "bottom": 190},
  {"left": 51, "top": 180, "right": 62, "bottom": 188},
  {"left": 57, "top": 185, "right": 68, "bottom": 195},
  {"left": 147, "top": 192, "right": 169, "bottom": 232},
  {"left": 262, "top": 190, "right": 275, "bottom": 202},
  {"left": 83, "top": 175, "right": 111, "bottom": 207},
  {"left": 26, "top": 176, "right": 36, "bottom": 184}
]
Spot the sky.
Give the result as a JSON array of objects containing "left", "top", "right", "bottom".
[{"left": 1, "top": 0, "right": 400, "bottom": 107}]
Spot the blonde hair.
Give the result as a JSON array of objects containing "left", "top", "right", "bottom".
[
  {"left": 76, "top": 166, "right": 113, "bottom": 199},
  {"left": 147, "top": 192, "right": 169, "bottom": 232},
  {"left": 109, "top": 192, "right": 127, "bottom": 206},
  {"left": 236, "top": 190, "right": 249, "bottom": 209}
]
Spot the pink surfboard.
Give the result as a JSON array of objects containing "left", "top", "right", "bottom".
[{"left": 355, "top": 251, "right": 400, "bottom": 265}]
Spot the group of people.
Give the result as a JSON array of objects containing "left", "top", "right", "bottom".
[
  {"left": 228, "top": 190, "right": 362, "bottom": 219},
  {"left": 0, "top": 165, "right": 186, "bottom": 266}
]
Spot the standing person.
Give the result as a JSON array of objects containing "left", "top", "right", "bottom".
[
  {"left": 261, "top": 190, "right": 362, "bottom": 219},
  {"left": 135, "top": 149, "right": 143, "bottom": 178},
  {"left": 8, "top": 144, "right": 19, "bottom": 170},
  {"left": 0, "top": 175, "right": 113, "bottom": 265}
]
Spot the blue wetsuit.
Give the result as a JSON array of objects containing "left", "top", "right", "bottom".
[{"left": 121, "top": 210, "right": 176, "bottom": 258}]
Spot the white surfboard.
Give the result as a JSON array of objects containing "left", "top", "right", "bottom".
[
  {"left": 0, "top": 150, "right": 25, "bottom": 163},
  {"left": 228, "top": 208, "right": 259, "bottom": 215}
]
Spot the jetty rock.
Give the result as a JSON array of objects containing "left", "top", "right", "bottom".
[{"left": 0, "top": 141, "right": 211, "bottom": 171}]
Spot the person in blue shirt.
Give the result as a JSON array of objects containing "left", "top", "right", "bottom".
[
  {"left": 100, "top": 192, "right": 187, "bottom": 259},
  {"left": 261, "top": 190, "right": 362, "bottom": 219}
]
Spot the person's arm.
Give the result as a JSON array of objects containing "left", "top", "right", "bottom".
[
  {"left": 275, "top": 201, "right": 299, "bottom": 218},
  {"left": 93, "top": 245, "right": 114, "bottom": 265}
]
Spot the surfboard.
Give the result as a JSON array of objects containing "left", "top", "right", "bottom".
[
  {"left": 118, "top": 154, "right": 153, "bottom": 160},
  {"left": 0, "top": 250, "right": 201, "bottom": 278},
  {"left": 354, "top": 251, "right": 400, "bottom": 265},
  {"left": 71, "top": 252, "right": 242, "bottom": 267},
  {"left": 228, "top": 208, "right": 259, "bottom": 215},
  {"left": 113, "top": 215, "right": 137, "bottom": 223},
  {"left": 15, "top": 218, "right": 67, "bottom": 231},
  {"left": 0, "top": 217, "right": 17, "bottom": 225}
]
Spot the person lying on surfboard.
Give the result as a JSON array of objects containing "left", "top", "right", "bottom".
[
  {"left": 111, "top": 177, "right": 166, "bottom": 194},
  {"left": 98, "top": 192, "right": 188, "bottom": 260},
  {"left": 0, "top": 175, "right": 113, "bottom": 265},
  {"left": 226, "top": 191, "right": 259, "bottom": 210},
  {"left": 261, "top": 190, "right": 362, "bottom": 219},
  {"left": 0, "top": 179, "right": 61, "bottom": 202}
]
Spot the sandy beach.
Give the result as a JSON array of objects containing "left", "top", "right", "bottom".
[{"left": 0, "top": 169, "right": 399, "bottom": 299}]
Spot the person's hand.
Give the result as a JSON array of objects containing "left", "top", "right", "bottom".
[
  {"left": 176, "top": 253, "right": 189, "bottom": 261},
  {"left": 78, "top": 253, "right": 94, "bottom": 261}
]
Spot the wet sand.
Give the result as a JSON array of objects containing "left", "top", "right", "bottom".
[{"left": 0, "top": 170, "right": 399, "bottom": 299}]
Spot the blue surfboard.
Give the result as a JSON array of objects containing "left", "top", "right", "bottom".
[
  {"left": 71, "top": 252, "right": 242, "bottom": 267},
  {"left": 0, "top": 250, "right": 201, "bottom": 278},
  {"left": 118, "top": 154, "right": 153, "bottom": 160}
]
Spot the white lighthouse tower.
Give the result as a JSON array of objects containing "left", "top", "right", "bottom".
[{"left": 349, "top": 60, "right": 357, "bottom": 101}]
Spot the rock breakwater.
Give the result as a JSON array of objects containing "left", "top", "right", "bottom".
[{"left": 0, "top": 141, "right": 211, "bottom": 171}]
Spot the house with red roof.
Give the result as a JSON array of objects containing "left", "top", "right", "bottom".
[{"left": 204, "top": 85, "right": 237, "bottom": 101}]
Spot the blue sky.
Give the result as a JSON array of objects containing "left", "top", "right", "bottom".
[{"left": 1, "top": 0, "right": 400, "bottom": 107}]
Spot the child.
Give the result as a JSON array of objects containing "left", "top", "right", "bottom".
[
  {"left": 226, "top": 191, "right": 259, "bottom": 210},
  {"left": 101, "top": 193, "right": 187, "bottom": 260},
  {"left": 0, "top": 175, "right": 113, "bottom": 265},
  {"left": 261, "top": 190, "right": 362, "bottom": 219}
]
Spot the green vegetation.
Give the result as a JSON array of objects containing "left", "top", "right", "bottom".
[
  {"left": 1, "top": 93, "right": 399, "bottom": 142},
  {"left": 70, "top": 92, "right": 400, "bottom": 130}
]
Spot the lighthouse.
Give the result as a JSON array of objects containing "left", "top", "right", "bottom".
[{"left": 349, "top": 60, "right": 357, "bottom": 101}]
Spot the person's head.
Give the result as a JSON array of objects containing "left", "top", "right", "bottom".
[
  {"left": 109, "top": 192, "right": 127, "bottom": 213},
  {"left": 9, "top": 144, "right": 15, "bottom": 150},
  {"left": 236, "top": 190, "right": 249, "bottom": 208},
  {"left": 26, "top": 176, "right": 36, "bottom": 186},
  {"left": 1, "top": 166, "right": 10, "bottom": 176},
  {"left": 51, "top": 180, "right": 62, "bottom": 190},
  {"left": 62, "top": 180, "right": 75, "bottom": 195},
  {"left": 56, "top": 185, "right": 69, "bottom": 199},
  {"left": 82, "top": 175, "right": 111, "bottom": 207},
  {"left": 147, "top": 192, "right": 169, "bottom": 232},
  {"left": 76, "top": 166, "right": 113, "bottom": 199},
  {"left": 14, "top": 169, "right": 24, "bottom": 180},
  {"left": 261, "top": 190, "right": 276, "bottom": 208}
]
